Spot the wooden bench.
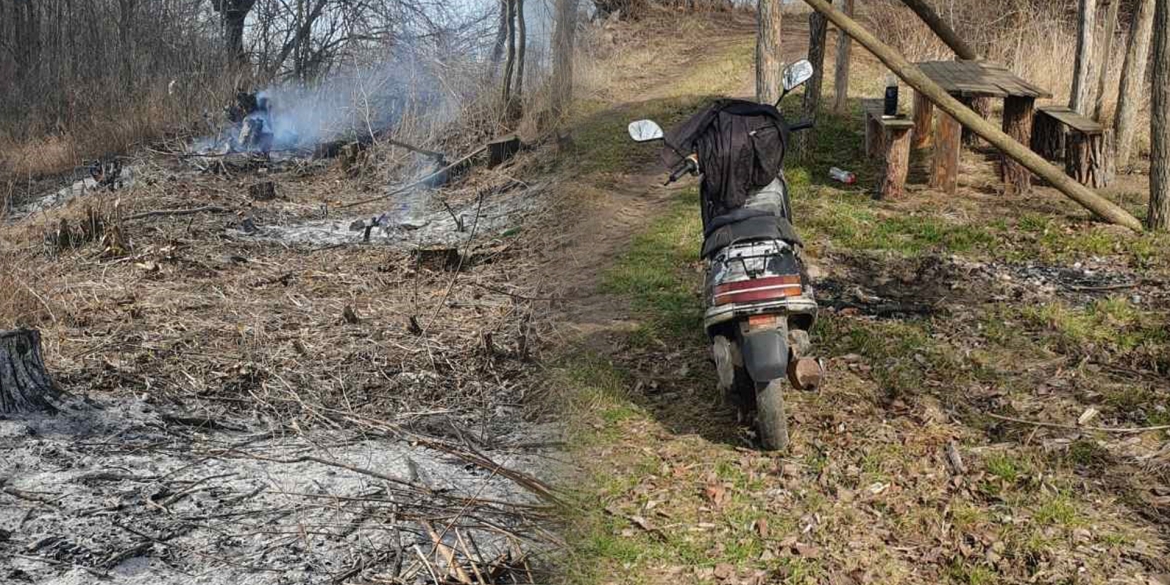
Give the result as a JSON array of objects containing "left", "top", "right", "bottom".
[
  {"left": 1031, "top": 105, "right": 1113, "bottom": 188},
  {"left": 860, "top": 99, "right": 915, "bottom": 199}
]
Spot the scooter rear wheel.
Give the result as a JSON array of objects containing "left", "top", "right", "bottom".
[{"left": 755, "top": 379, "right": 789, "bottom": 451}]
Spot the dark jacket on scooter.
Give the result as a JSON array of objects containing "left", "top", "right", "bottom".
[{"left": 661, "top": 99, "right": 790, "bottom": 229}]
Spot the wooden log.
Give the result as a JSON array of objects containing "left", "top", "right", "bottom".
[
  {"left": 1001, "top": 95, "right": 1037, "bottom": 194},
  {"left": 931, "top": 110, "right": 960, "bottom": 194},
  {"left": 1031, "top": 110, "right": 1065, "bottom": 160},
  {"left": 879, "top": 127, "right": 912, "bottom": 199},
  {"left": 912, "top": 91, "right": 933, "bottom": 149},
  {"left": 1068, "top": 131, "right": 1114, "bottom": 188},
  {"left": 0, "top": 329, "right": 63, "bottom": 414},
  {"left": 756, "top": 0, "right": 784, "bottom": 103},
  {"left": 799, "top": 0, "right": 1144, "bottom": 231},
  {"left": 1151, "top": 0, "right": 1170, "bottom": 230}
]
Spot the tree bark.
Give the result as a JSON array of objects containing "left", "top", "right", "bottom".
[
  {"left": 1114, "top": 0, "right": 1156, "bottom": 170},
  {"left": 490, "top": 0, "right": 508, "bottom": 71},
  {"left": 896, "top": 0, "right": 977, "bottom": 60},
  {"left": 212, "top": 0, "right": 257, "bottom": 66},
  {"left": 501, "top": 0, "right": 517, "bottom": 109},
  {"left": 550, "top": 0, "right": 578, "bottom": 120},
  {"left": 796, "top": 11, "right": 828, "bottom": 158},
  {"left": 1093, "top": 0, "right": 1121, "bottom": 121},
  {"left": 832, "top": 0, "right": 854, "bottom": 114},
  {"left": 1149, "top": 0, "right": 1170, "bottom": 231},
  {"left": 801, "top": 0, "right": 1144, "bottom": 231},
  {"left": 880, "top": 127, "right": 912, "bottom": 199},
  {"left": 1000, "top": 96, "right": 1036, "bottom": 194},
  {"left": 912, "top": 91, "right": 933, "bottom": 149},
  {"left": 756, "top": 0, "right": 783, "bottom": 104},
  {"left": 1070, "top": 0, "right": 1098, "bottom": 115},
  {"left": 931, "top": 110, "right": 960, "bottom": 194},
  {"left": 0, "top": 329, "right": 63, "bottom": 414},
  {"left": 516, "top": 0, "right": 527, "bottom": 108}
]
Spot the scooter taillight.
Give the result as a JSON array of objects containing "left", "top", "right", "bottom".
[{"left": 713, "top": 275, "right": 802, "bottom": 306}]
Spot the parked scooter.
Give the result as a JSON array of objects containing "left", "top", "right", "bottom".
[{"left": 627, "top": 60, "right": 823, "bottom": 451}]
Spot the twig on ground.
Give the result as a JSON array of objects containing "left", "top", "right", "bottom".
[{"left": 986, "top": 412, "right": 1170, "bottom": 434}]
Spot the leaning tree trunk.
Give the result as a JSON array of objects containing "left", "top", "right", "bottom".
[
  {"left": 756, "top": 0, "right": 783, "bottom": 104},
  {"left": 1070, "top": 0, "right": 1098, "bottom": 115},
  {"left": 1114, "top": 0, "right": 1156, "bottom": 170},
  {"left": 0, "top": 329, "right": 63, "bottom": 414},
  {"left": 1149, "top": 0, "right": 1170, "bottom": 231}
]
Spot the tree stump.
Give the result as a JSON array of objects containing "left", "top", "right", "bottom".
[
  {"left": 959, "top": 96, "right": 991, "bottom": 146},
  {"left": 1000, "top": 95, "right": 1037, "bottom": 195},
  {"left": 879, "top": 127, "right": 913, "bottom": 199},
  {"left": 912, "top": 91, "right": 934, "bottom": 149},
  {"left": 1031, "top": 110, "right": 1065, "bottom": 160},
  {"left": 0, "top": 329, "right": 63, "bottom": 414},
  {"left": 930, "top": 110, "right": 961, "bottom": 194},
  {"left": 1067, "top": 130, "right": 1114, "bottom": 188}
]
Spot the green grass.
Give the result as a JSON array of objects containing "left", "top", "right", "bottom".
[
  {"left": 1021, "top": 297, "right": 1170, "bottom": 369},
  {"left": 601, "top": 189, "right": 704, "bottom": 345}
]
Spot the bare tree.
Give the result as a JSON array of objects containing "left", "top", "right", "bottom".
[
  {"left": 832, "top": 0, "right": 854, "bottom": 114},
  {"left": 1092, "top": 0, "right": 1121, "bottom": 121},
  {"left": 502, "top": 0, "right": 518, "bottom": 109},
  {"left": 1070, "top": 0, "right": 1097, "bottom": 114},
  {"left": 212, "top": 0, "right": 259, "bottom": 65},
  {"left": 1150, "top": 0, "right": 1170, "bottom": 231},
  {"left": 550, "top": 0, "right": 579, "bottom": 120},
  {"left": 756, "top": 0, "right": 783, "bottom": 104},
  {"left": 515, "top": 0, "right": 527, "bottom": 109},
  {"left": 796, "top": 11, "right": 828, "bottom": 158},
  {"left": 1114, "top": 0, "right": 1156, "bottom": 170}
]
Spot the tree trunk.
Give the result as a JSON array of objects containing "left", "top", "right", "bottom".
[
  {"left": 796, "top": 11, "right": 828, "bottom": 158},
  {"left": 515, "top": 0, "right": 527, "bottom": 110},
  {"left": 1113, "top": 0, "right": 1156, "bottom": 170},
  {"left": 802, "top": 0, "right": 1143, "bottom": 231},
  {"left": 897, "top": 0, "right": 977, "bottom": 60},
  {"left": 0, "top": 329, "right": 63, "bottom": 414},
  {"left": 501, "top": 0, "right": 517, "bottom": 110},
  {"left": 1149, "top": 0, "right": 1170, "bottom": 230},
  {"left": 1093, "top": 0, "right": 1121, "bottom": 121},
  {"left": 1000, "top": 96, "right": 1036, "bottom": 194},
  {"left": 490, "top": 0, "right": 508, "bottom": 72},
  {"left": 756, "top": 0, "right": 783, "bottom": 104},
  {"left": 832, "top": 0, "right": 854, "bottom": 114},
  {"left": 1070, "top": 0, "right": 1098, "bottom": 115},
  {"left": 550, "top": 0, "right": 578, "bottom": 120}
]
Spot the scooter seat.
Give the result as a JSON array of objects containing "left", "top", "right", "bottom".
[{"left": 702, "top": 209, "right": 801, "bottom": 259}]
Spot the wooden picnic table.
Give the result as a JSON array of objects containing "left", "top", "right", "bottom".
[{"left": 911, "top": 60, "right": 1053, "bottom": 195}]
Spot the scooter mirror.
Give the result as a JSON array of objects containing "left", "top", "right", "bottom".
[
  {"left": 782, "top": 59, "right": 815, "bottom": 93},
  {"left": 628, "top": 119, "right": 664, "bottom": 142}
]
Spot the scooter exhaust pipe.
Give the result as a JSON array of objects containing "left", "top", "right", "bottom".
[{"left": 787, "top": 357, "right": 824, "bottom": 390}]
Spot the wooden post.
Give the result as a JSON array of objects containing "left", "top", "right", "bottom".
[
  {"left": 832, "top": 0, "right": 855, "bottom": 114},
  {"left": 880, "top": 127, "right": 913, "bottom": 198},
  {"left": 1001, "top": 95, "right": 1036, "bottom": 194},
  {"left": 1093, "top": 0, "right": 1121, "bottom": 121},
  {"left": 931, "top": 110, "right": 960, "bottom": 194},
  {"left": 1114, "top": 0, "right": 1156, "bottom": 170},
  {"left": 1070, "top": 0, "right": 1097, "bottom": 115},
  {"left": 797, "top": 10, "right": 829, "bottom": 158},
  {"left": 802, "top": 0, "right": 1143, "bottom": 231},
  {"left": 0, "top": 329, "right": 63, "bottom": 414},
  {"left": 912, "top": 91, "right": 933, "bottom": 149}
]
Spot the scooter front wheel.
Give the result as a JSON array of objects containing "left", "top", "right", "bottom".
[{"left": 755, "top": 379, "right": 789, "bottom": 451}]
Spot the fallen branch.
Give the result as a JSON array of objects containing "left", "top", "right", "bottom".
[
  {"left": 986, "top": 412, "right": 1170, "bottom": 434},
  {"left": 124, "top": 206, "right": 228, "bottom": 222}
]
